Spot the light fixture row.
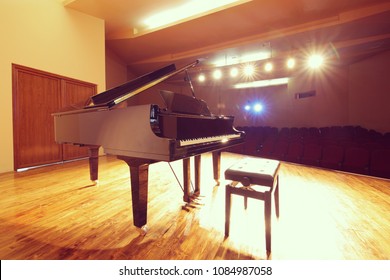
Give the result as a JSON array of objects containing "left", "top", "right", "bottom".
[{"left": 196, "top": 54, "right": 325, "bottom": 82}]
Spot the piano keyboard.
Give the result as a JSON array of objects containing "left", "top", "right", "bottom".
[{"left": 179, "top": 134, "right": 241, "bottom": 147}]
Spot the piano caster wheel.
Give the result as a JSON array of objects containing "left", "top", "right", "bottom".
[
  {"left": 91, "top": 180, "right": 99, "bottom": 186},
  {"left": 137, "top": 225, "right": 148, "bottom": 236}
]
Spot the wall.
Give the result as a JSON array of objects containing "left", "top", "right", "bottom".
[
  {"left": 185, "top": 63, "right": 349, "bottom": 128},
  {"left": 349, "top": 50, "right": 390, "bottom": 133},
  {"left": 0, "top": 0, "right": 105, "bottom": 173},
  {"left": 105, "top": 52, "right": 389, "bottom": 139},
  {"left": 106, "top": 46, "right": 128, "bottom": 90},
  {"left": 110, "top": 62, "right": 351, "bottom": 130}
]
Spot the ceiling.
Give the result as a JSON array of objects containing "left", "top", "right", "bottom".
[{"left": 64, "top": 0, "right": 390, "bottom": 77}]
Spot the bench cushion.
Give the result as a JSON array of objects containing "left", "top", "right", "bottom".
[{"left": 225, "top": 157, "right": 280, "bottom": 186}]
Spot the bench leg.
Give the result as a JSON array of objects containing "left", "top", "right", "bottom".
[
  {"left": 264, "top": 191, "right": 272, "bottom": 253},
  {"left": 274, "top": 175, "right": 280, "bottom": 218},
  {"left": 225, "top": 185, "right": 232, "bottom": 236}
]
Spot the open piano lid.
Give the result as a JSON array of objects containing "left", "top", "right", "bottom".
[{"left": 89, "top": 60, "right": 199, "bottom": 109}]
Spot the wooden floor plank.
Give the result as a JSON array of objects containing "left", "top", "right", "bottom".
[{"left": 0, "top": 152, "right": 389, "bottom": 260}]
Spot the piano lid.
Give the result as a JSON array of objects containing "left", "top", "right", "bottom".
[{"left": 90, "top": 60, "right": 199, "bottom": 109}]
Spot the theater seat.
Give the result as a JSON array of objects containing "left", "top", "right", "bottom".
[
  {"left": 370, "top": 149, "right": 390, "bottom": 179},
  {"left": 342, "top": 147, "right": 370, "bottom": 175},
  {"left": 301, "top": 143, "right": 322, "bottom": 167},
  {"left": 270, "top": 140, "right": 289, "bottom": 160},
  {"left": 320, "top": 144, "right": 344, "bottom": 171},
  {"left": 284, "top": 141, "right": 303, "bottom": 164},
  {"left": 257, "top": 138, "right": 275, "bottom": 158}
]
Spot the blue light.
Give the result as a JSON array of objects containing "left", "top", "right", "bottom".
[
  {"left": 244, "top": 102, "right": 264, "bottom": 113},
  {"left": 254, "top": 103, "right": 263, "bottom": 112}
]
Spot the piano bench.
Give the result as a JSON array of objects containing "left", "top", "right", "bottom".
[{"left": 224, "top": 157, "right": 280, "bottom": 253}]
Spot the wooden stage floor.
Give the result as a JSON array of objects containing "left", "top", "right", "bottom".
[{"left": 0, "top": 152, "right": 389, "bottom": 260}]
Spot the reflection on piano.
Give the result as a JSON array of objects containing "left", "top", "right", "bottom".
[{"left": 53, "top": 60, "right": 245, "bottom": 230}]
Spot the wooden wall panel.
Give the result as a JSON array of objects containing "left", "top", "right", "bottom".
[
  {"left": 12, "top": 65, "right": 97, "bottom": 170},
  {"left": 13, "top": 69, "right": 62, "bottom": 169}
]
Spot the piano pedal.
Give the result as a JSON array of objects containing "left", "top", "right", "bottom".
[
  {"left": 181, "top": 204, "right": 192, "bottom": 212},
  {"left": 181, "top": 198, "right": 204, "bottom": 212},
  {"left": 190, "top": 201, "right": 204, "bottom": 207}
]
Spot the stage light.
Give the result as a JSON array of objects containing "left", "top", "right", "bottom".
[
  {"left": 244, "top": 104, "right": 251, "bottom": 111},
  {"left": 254, "top": 103, "right": 263, "bottom": 112},
  {"left": 287, "top": 58, "right": 295, "bottom": 69},
  {"left": 243, "top": 64, "right": 255, "bottom": 77},
  {"left": 213, "top": 69, "right": 222, "bottom": 80},
  {"left": 198, "top": 74, "right": 206, "bottom": 82},
  {"left": 308, "top": 54, "right": 324, "bottom": 69},
  {"left": 230, "top": 67, "right": 239, "bottom": 77},
  {"left": 264, "top": 62, "right": 273, "bottom": 72}
]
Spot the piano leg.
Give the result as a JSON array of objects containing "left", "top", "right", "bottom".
[
  {"left": 183, "top": 158, "right": 191, "bottom": 203},
  {"left": 87, "top": 145, "right": 100, "bottom": 185},
  {"left": 117, "top": 156, "right": 154, "bottom": 231},
  {"left": 194, "top": 155, "right": 201, "bottom": 195},
  {"left": 212, "top": 151, "right": 221, "bottom": 185}
]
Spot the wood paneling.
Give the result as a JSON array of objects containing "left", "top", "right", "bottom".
[
  {"left": 13, "top": 68, "right": 62, "bottom": 169},
  {"left": 12, "top": 65, "right": 97, "bottom": 170}
]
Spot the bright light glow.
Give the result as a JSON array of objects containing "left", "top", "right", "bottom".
[
  {"left": 198, "top": 74, "right": 206, "bottom": 82},
  {"left": 308, "top": 54, "right": 324, "bottom": 69},
  {"left": 144, "top": 0, "right": 244, "bottom": 29},
  {"left": 221, "top": 137, "right": 229, "bottom": 143},
  {"left": 240, "top": 52, "right": 270, "bottom": 64},
  {"left": 234, "top": 77, "right": 289, "bottom": 89},
  {"left": 230, "top": 67, "right": 239, "bottom": 77},
  {"left": 213, "top": 69, "right": 222, "bottom": 80},
  {"left": 264, "top": 62, "right": 273, "bottom": 72},
  {"left": 287, "top": 58, "right": 295, "bottom": 69},
  {"left": 213, "top": 51, "right": 271, "bottom": 67},
  {"left": 254, "top": 103, "right": 263, "bottom": 112},
  {"left": 243, "top": 102, "right": 263, "bottom": 113},
  {"left": 243, "top": 64, "right": 255, "bottom": 77}
]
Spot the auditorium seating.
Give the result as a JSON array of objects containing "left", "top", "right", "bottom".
[
  {"left": 228, "top": 125, "right": 390, "bottom": 179},
  {"left": 370, "top": 149, "right": 390, "bottom": 179},
  {"left": 321, "top": 144, "right": 344, "bottom": 171},
  {"left": 285, "top": 141, "right": 304, "bottom": 163},
  {"left": 301, "top": 142, "right": 322, "bottom": 167},
  {"left": 342, "top": 147, "right": 370, "bottom": 175}
]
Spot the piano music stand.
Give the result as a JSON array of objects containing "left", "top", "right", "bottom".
[{"left": 224, "top": 157, "right": 280, "bottom": 253}]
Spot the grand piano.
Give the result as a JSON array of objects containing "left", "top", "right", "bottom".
[{"left": 53, "top": 60, "right": 245, "bottom": 230}]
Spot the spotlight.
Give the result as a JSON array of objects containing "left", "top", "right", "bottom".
[
  {"left": 230, "top": 67, "right": 239, "bottom": 77},
  {"left": 264, "top": 62, "right": 273, "bottom": 72},
  {"left": 308, "top": 54, "right": 324, "bottom": 69},
  {"left": 198, "top": 74, "right": 206, "bottom": 82},
  {"left": 254, "top": 103, "right": 263, "bottom": 112},
  {"left": 244, "top": 104, "right": 251, "bottom": 111},
  {"left": 213, "top": 69, "right": 222, "bottom": 80},
  {"left": 287, "top": 58, "right": 295, "bottom": 69},
  {"left": 243, "top": 64, "right": 255, "bottom": 77}
]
